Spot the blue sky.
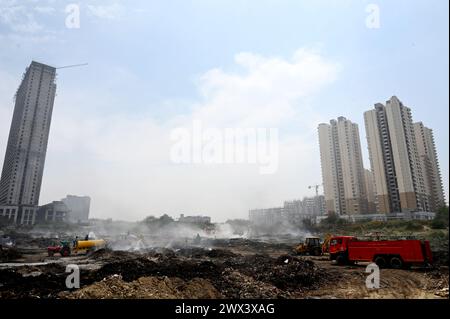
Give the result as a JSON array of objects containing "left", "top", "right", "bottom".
[{"left": 0, "top": 0, "right": 448, "bottom": 221}]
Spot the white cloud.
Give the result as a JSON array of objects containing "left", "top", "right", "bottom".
[
  {"left": 87, "top": 3, "right": 124, "bottom": 20},
  {"left": 34, "top": 6, "right": 56, "bottom": 14},
  {"left": 0, "top": 1, "right": 60, "bottom": 44},
  {"left": 0, "top": 48, "right": 340, "bottom": 221},
  {"left": 0, "top": 3, "right": 44, "bottom": 33},
  {"left": 192, "top": 48, "right": 339, "bottom": 128}
]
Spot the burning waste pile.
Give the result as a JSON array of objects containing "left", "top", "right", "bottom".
[
  {"left": 72, "top": 246, "right": 334, "bottom": 299},
  {"left": 0, "top": 224, "right": 449, "bottom": 299},
  {"left": 0, "top": 242, "right": 335, "bottom": 299},
  {"left": 2, "top": 216, "right": 447, "bottom": 299}
]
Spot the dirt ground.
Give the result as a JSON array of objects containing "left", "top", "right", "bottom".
[
  {"left": 300, "top": 256, "right": 448, "bottom": 299},
  {"left": 0, "top": 235, "right": 448, "bottom": 299}
]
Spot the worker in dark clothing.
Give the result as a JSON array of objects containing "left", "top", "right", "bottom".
[
  {"left": 85, "top": 234, "right": 89, "bottom": 241},
  {"left": 193, "top": 233, "right": 201, "bottom": 244}
]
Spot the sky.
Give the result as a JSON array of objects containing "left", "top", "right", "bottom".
[{"left": 0, "top": 0, "right": 448, "bottom": 222}]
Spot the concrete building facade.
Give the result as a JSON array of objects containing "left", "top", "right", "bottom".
[
  {"left": 248, "top": 207, "right": 284, "bottom": 226},
  {"left": 318, "top": 117, "right": 368, "bottom": 215},
  {"left": 364, "top": 169, "right": 377, "bottom": 213},
  {"left": 364, "top": 96, "right": 429, "bottom": 213},
  {"left": 413, "top": 122, "right": 446, "bottom": 212},
  {"left": 0, "top": 61, "right": 57, "bottom": 224},
  {"left": 62, "top": 195, "right": 91, "bottom": 223},
  {"left": 36, "top": 201, "right": 69, "bottom": 223},
  {"left": 249, "top": 196, "right": 328, "bottom": 230},
  {"left": 284, "top": 195, "right": 326, "bottom": 217}
]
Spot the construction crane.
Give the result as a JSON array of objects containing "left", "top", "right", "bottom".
[
  {"left": 308, "top": 184, "right": 322, "bottom": 197},
  {"left": 56, "top": 63, "right": 88, "bottom": 70}
]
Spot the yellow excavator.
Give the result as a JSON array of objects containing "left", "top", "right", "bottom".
[{"left": 295, "top": 234, "right": 332, "bottom": 256}]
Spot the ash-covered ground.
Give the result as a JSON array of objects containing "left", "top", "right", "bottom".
[{"left": 0, "top": 227, "right": 448, "bottom": 299}]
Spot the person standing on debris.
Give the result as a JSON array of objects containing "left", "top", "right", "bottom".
[
  {"left": 193, "top": 233, "right": 201, "bottom": 244},
  {"left": 85, "top": 234, "right": 89, "bottom": 241}
]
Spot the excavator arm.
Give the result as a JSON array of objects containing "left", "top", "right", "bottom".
[{"left": 322, "top": 233, "right": 332, "bottom": 254}]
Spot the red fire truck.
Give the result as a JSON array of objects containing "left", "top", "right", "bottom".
[{"left": 329, "top": 236, "right": 433, "bottom": 268}]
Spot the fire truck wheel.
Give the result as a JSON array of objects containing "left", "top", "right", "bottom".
[
  {"left": 389, "top": 256, "right": 403, "bottom": 269},
  {"left": 374, "top": 256, "right": 387, "bottom": 268}
]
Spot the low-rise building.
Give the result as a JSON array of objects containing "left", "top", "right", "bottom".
[
  {"left": 0, "top": 205, "right": 37, "bottom": 225},
  {"left": 0, "top": 205, "right": 19, "bottom": 224},
  {"left": 62, "top": 195, "right": 91, "bottom": 223},
  {"left": 284, "top": 195, "right": 326, "bottom": 217},
  {"left": 249, "top": 207, "right": 284, "bottom": 226},
  {"left": 36, "top": 201, "right": 69, "bottom": 223},
  {"left": 178, "top": 214, "right": 211, "bottom": 224},
  {"left": 249, "top": 195, "right": 327, "bottom": 228},
  {"left": 315, "top": 211, "right": 435, "bottom": 224}
]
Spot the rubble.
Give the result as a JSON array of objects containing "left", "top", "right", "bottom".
[
  {"left": 431, "top": 250, "right": 449, "bottom": 266},
  {"left": 0, "top": 244, "right": 334, "bottom": 299},
  {"left": 219, "top": 269, "right": 288, "bottom": 298},
  {"left": 0, "top": 247, "right": 21, "bottom": 262},
  {"left": 60, "top": 275, "right": 223, "bottom": 299},
  {"left": 424, "top": 268, "right": 450, "bottom": 298},
  {"left": 0, "top": 234, "right": 447, "bottom": 299}
]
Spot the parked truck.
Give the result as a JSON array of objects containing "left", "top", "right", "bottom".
[
  {"left": 48, "top": 238, "right": 106, "bottom": 257},
  {"left": 329, "top": 236, "right": 433, "bottom": 269}
]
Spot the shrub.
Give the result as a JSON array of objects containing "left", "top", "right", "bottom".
[
  {"left": 404, "top": 220, "right": 424, "bottom": 231},
  {"left": 431, "top": 219, "right": 447, "bottom": 230}
]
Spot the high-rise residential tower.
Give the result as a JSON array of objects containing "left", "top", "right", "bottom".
[
  {"left": 413, "top": 122, "right": 445, "bottom": 212},
  {"left": 0, "top": 61, "right": 57, "bottom": 224},
  {"left": 318, "top": 117, "right": 368, "bottom": 215},
  {"left": 364, "top": 169, "right": 377, "bottom": 213},
  {"left": 364, "top": 96, "right": 429, "bottom": 214}
]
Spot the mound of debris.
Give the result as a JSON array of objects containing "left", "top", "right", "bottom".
[
  {"left": 175, "top": 248, "right": 237, "bottom": 259},
  {"left": 4, "top": 232, "right": 56, "bottom": 249},
  {"left": 85, "top": 250, "right": 332, "bottom": 297},
  {"left": 0, "top": 263, "right": 68, "bottom": 298},
  {"left": 211, "top": 238, "right": 294, "bottom": 253},
  {"left": 223, "top": 254, "right": 332, "bottom": 292},
  {"left": 424, "top": 268, "right": 449, "bottom": 298},
  {"left": 432, "top": 250, "right": 449, "bottom": 266},
  {"left": 219, "top": 269, "right": 288, "bottom": 298},
  {"left": 0, "top": 245, "right": 334, "bottom": 299},
  {"left": 61, "top": 274, "right": 223, "bottom": 299},
  {"left": 89, "top": 248, "right": 141, "bottom": 262},
  {"left": 206, "top": 249, "right": 237, "bottom": 258},
  {"left": 0, "top": 247, "right": 21, "bottom": 262},
  {"left": 91, "top": 256, "right": 223, "bottom": 283}
]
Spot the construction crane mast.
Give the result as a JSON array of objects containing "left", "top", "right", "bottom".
[{"left": 308, "top": 184, "right": 322, "bottom": 197}]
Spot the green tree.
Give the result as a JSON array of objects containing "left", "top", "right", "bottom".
[{"left": 431, "top": 205, "right": 449, "bottom": 229}]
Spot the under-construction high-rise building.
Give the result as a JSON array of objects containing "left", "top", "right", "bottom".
[{"left": 0, "top": 61, "right": 57, "bottom": 224}]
